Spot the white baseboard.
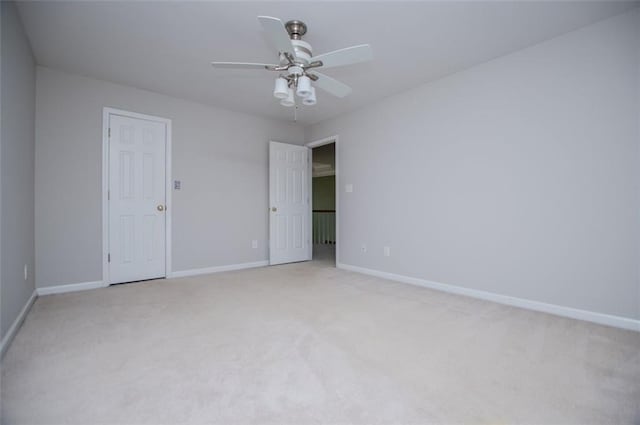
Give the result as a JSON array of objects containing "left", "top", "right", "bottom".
[
  {"left": 1, "top": 290, "right": 37, "bottom": 358},
  {"left": 35, "top": 261, "right": 271, "bottom": 294},
  {"left": 171, "top": 261, "right": 269, "bottom": 278},
  {"left": 337, "top": 262, "right": 640, "bottom": 332},
  {"left": 37, "top": 280, "right": 106, "bottom": 296}
]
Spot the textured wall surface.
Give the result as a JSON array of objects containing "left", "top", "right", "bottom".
[
  {"left": 309, "top": 10, "right": 640, "bottom": 320},
  {"left": 35, "top": 67, "right": 304, "bottom": 287},
  {"left": 1, "top": 1, "right": 36, "bottom": 340}
]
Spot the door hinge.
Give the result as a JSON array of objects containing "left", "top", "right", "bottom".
[
  {"left": 108, "top": 127, "right": 111, "bottom": 138},
  {"left": 108, "top": 253, "right": 111, "bottom": 263},
  {"left": 107, "top": 190, "right": 110, "bottom": 200}
]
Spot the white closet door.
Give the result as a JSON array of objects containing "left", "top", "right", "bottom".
[{"left": 108, "top": 114, "right": 166, "bottom": 284}]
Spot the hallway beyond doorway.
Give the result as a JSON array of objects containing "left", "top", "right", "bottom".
[{"left": 311, "top": 141, "right": 336, "bottom": 265}]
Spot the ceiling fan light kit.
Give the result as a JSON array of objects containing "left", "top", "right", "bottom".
[
  {"left": 273, "top": 77, "right": 289, "bottom": 99},
  {"left": 211, "top": 16, "right": 373, "bottom": 110},
  {"left": 296, "top": 75, "right": 312, "bottom": 98},
  {"left": 302, "top": 87, "right": 317, "bottom": 106},
  {"left": 280, "top": 88, "right": 295, "bottom": 107}
]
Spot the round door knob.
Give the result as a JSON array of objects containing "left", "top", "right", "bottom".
[
  {"left": 271, "top": 207, "right": 277, "bottom": 212},
  {"left": 157, "top": 205, "right": 165, "bottom": 212}
]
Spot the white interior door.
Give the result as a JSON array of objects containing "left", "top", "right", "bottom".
[
  {"left": 108, "top": 114, "right": 167, "bottom": 284},
  {"left": 269, "top": 141, "right": 310, "bottom": 265}
]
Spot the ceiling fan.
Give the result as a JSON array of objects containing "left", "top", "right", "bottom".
[{"left": 211, "top": 16, "right": 373, "bottom": 108}]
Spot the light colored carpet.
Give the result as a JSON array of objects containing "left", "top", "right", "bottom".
[{"left": 1, "top": 260, "right": 639, "bottom": 424}]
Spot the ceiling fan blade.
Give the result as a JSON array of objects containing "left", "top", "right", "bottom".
[
  {"left": 211, "top": 62, "right": 277, "bottom": 70},
  {"left": 311, "top": 44, "right": 372, "bottom": 69},
  {"left": 310, "top": 72, "right": 352, "bottom": 98},
  {"left": 258, "top": 16, "right": 296, "bottom": 57}
]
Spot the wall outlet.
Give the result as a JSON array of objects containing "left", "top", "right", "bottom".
[
  {"left": 384, "top": 246, "right": 391, "bottom": 257},
  {"left": 24, "top": 264, "right": 28, "bottom": 281},
  {"left": 251, "top": 240, "right": 258, "bottom": 249},
  {"left": 361, "top": 243, "right": 367, "bottom": 253}
]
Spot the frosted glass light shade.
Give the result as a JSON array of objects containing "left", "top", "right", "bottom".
[
  {"left": 280, "top": 88, "right": 295, "bottom": 107},
  {"left": 296, "top": 75, "right": 312, "bottom": 98},
  {"left": 302, "top": 87, "right": 316, "bottom": 106},
  {"left": 273, "top": 77, "right": 288, "bottom": 99}
]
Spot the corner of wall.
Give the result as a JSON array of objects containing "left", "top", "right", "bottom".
[{"left": 0, "top": 0, "right": 37, "bottom": 345}]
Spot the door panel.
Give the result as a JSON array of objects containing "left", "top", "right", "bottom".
[
  {"left": 269, "top": 141, "right": 310, "bottom": 265},
  {"left": 109, "top": 114, "right": 166, "bottom": 284}
]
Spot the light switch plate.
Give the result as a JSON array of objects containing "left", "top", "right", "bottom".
[{"left": 345, "top": 184, "right": 353, "bottom": 193}]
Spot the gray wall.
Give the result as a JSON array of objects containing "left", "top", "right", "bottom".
[
  {"left": 35, "top": 67, "right": 304, "bottom": 288},
  {"left": 308, "top": 9, "right": 640, "bottom": 320},
  {"left": 1, "top": 1, "right": 36, "bottom": 339}
]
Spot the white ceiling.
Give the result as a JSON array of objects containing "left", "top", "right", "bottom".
[{"left": 16, "top": 1, "right": 637, "bottom": 125}]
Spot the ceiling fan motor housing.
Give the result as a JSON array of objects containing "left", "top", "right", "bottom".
[
  {"left": 284, "top": 20, "right": 312, "bottom": 64},
  {"left": 291, "top": 40, "right": 312, "bottom": 63}
]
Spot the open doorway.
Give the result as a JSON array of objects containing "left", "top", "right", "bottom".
[{"left": 309, "top": 139, "right": 337, "bottom": 265}]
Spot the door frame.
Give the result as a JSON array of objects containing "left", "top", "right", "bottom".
[
  {"left": 101, "top": 107, "right": 173, "bottom": 285},
  {"left": 305, "top": 135, "right": 339, "bottom": 264}
]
